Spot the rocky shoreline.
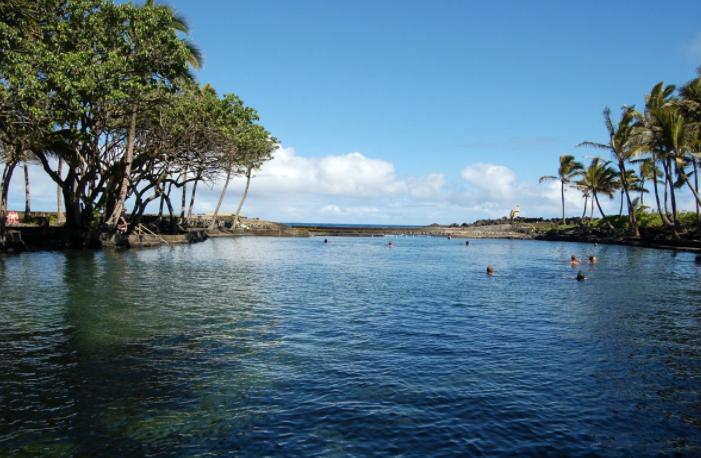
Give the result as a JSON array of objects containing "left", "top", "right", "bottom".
[{"left": 3, "top": 215, "right": 701, "bottom": 254}]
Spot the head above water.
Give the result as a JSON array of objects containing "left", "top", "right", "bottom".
[
  {"left": 486, "top": 265, "right": 494, "bottom": 275},
  {"left": 576, "top": 271, "right": 586, "bottom": 281},
  {"left": 589, "top": 255, "right": 598, "bottom": 264}
]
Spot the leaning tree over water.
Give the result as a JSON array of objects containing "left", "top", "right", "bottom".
[{"left": 0, "top": 0, "right": 277, "bottom": 247}]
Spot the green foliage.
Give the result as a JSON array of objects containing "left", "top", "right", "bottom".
[{"left": 0, "top": 0, "right": 277, "bottom": 245}]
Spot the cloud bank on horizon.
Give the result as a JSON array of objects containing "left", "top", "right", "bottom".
[{"left": 7, "top": 144, "right": 697, "bottom": 225}]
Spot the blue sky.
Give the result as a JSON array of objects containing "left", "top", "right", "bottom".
[{"left": 10, "top": 0, "right": 701, "bottom": 223}]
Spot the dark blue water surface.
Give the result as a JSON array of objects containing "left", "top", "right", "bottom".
[{"left": 1, "top": 237, "right": 700, "bottom": 456}]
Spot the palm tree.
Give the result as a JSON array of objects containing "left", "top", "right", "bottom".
[
  {"left": 579, "top": 106, "right": 643, "bottom": 236},
  {"left": 638, "top": 82, "right": 677, "bottom": 227},
  {"left": 656, "top": 106, "right": 701, "bottom": 208},
  {"left": 679, "top": 73, "right": 701, "bottom": 221},
  {"left": 637, "top": 158, "right": 659, "bottom": 208},
  {"left": 539, "top": 154, "right": 583, "bottom": 224},
  {"left": 144, "top": 0, "right": 202, "bottom": 69},
  {"left": 575, "top": 158, "right": 619, "bottom": 225}
]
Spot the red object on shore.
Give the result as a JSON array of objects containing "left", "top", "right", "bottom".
[{"left": 6, "top": 211, "right": 19, "bottom": 225}]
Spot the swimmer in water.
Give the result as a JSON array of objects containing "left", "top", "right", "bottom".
[
  {"left": 576, "top": 271, "right": 586, "bottom": 281},
  {"left": 324, "top": 238, "right": 328, "bottom": 244},
  {"left": 387, "top": 240, "right": 393, "bottom": 248},
  {"left": 589, "top": 255, "right": 598, "bottom": 264},
  {"left": 486, "top": 265, "right": 494, "bottom": 276},
  {"left": 571, "top": 255, "right": 579, "bottom": 265},
  {"left": 465, "top": 240, "right": 470, "bottom": 246}
]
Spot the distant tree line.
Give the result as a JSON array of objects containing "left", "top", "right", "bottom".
[{"left": 0, "top": 0, "right": 277, "bottom": 247}]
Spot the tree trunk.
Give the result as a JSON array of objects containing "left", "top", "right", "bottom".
[
  {"left": 187, "top": 176, "right": 199, "bottom": 223},
  {"left": 0, "top": 161, "right": 18, "bottom": 243},
  {"left": 560, "top": 180, "right": 566, "bottom": 225},
  {"left": 666, "top": 158, "right": 678, "bottom": 227},
  {"left": 233, "top": 167, "right": 253, "bottom": 230},
  {"left": 180, "top": 179, "right": 187, "bottom": 221},
  {"left": 581, "top": 194, "right": 588, "bottom": 219},
  {"left": 157, "top": 183, "right": 167, "bottom": 220},
  {"left": 23, "top": 162, "right": 31, "bottom": 219},
  {"left": 107, "top": 109, "right": 137, "bottom": 226},
  {"left": 618, "top": 160, "right": 638, "bottom": 236},
  {"left": 209, "top": 166, "right": 233, "bottom": 231},
  {"left": 694, "top": 158, "right": 700, "bottom": 222},
  {"left": 619, "top": 190, "right": 624, "bottom": 216},
  {"left": 639, "top": 177, "right": 645, "bottom": 206},
  {"left": 57, "top": 158, "right": 63, "bottom": 222},
  {"left": 594, "top": 192, "right": 607, "bottom": 219},
  {"left": 652, "top": 172, "right": 671, "bottom": 226}
]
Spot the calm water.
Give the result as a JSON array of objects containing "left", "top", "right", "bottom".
[{"left": 1, "top": 237, "right": 700, "bottom": 456}]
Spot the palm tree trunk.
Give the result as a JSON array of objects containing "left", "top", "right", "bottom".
[
  {"left": 594, "top": 192, "right": 607, "bottom": 219},
  {"left": 639, "top": 177, "right": 645, "bottom": 206},
  {"left": 560, "top": 180, "right": 566, "bottom": 225},
  {"left": 209, "top": 166, "right": 233, "bottom": 231},
  {"left": 107, "top": 109, "right": 137, "bottom": 226},
  {"left": 619, "top": 190, "right": 624, "bottom": 216},
  {"left": 666, "top": 158, "right": 679, "bottom": 226},
  {"left": 23, "top": 162, "right": 31, "bottom": 219},
  {"left": 652, "top": 173, "right": 670, "bottom": 226},
  {"left": 57, "top": 158, "right": 63, "bottom": 223},
  {"left": 581, "top": 194, "right": 588, "bottom": 219},
  {"left": 618, "top": 161, "right": 637, "bottom": 235},
  {"left": 233, "top": 167, "right": 252, "bottom": 230}
]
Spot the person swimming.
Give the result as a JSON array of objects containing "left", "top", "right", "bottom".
[
  {"left": 589, "top": 255, "right": 598, "bottom": 264},
  {"left": 576, "top": 271, "right": 586, "bottom": 281},
  {"left": 387, "top": 240, "right": 393, "bottom": 248},
  {"left": 486, "top": 265, "right": 494, "bottom": 276},
  {"left": 571, "top": 255, "right": 579, "bottom": 265},
  {"left": 324, "top": 238, "right": 328, "bottom": 244},
  {"left": 465, "top": 241, "right": 470, "bottom": 246}
]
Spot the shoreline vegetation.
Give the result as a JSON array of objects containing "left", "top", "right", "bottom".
[{"left": 1, "top": 1, "right": 700, "bottom": 254}]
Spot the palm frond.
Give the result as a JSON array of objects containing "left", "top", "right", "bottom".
[{"left": 577, "top": 141, "right": 611, "bottom": 150}]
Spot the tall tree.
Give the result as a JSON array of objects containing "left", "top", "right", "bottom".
[
  {"left": 539, "top": 154, "right": 583, "bottom": 225},
  {"left": 579, "top": 106, "right": 643, "bottom": 235},
  {"left": 575, "top": 158, "right": 619, "bottom": 223}
]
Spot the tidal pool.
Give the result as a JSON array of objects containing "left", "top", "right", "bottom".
[{"left": 1, "top": 237, "right": 700, "bottom": 455}]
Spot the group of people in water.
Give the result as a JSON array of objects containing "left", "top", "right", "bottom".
[{"left": 325, "top": 237, "right": 605, "bottom": 281}]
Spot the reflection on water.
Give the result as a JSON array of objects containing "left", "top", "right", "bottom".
[{"left": 1, "top": 237, "right": 700, "bottom": 455}]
